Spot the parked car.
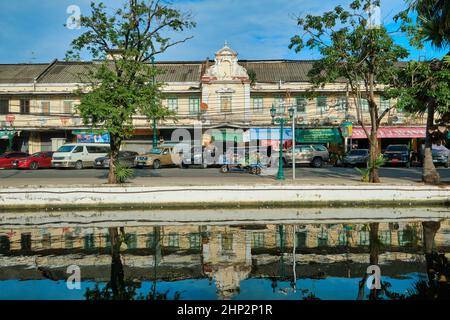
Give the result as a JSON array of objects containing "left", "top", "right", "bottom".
[
  {"left": 181, "top": 145, "right": 217, "bottom": 169},
  {"left": 94, "top": 151, "right": 139, "bottom": 168},
  {"left": 342, "top": 149, "right": 369, "bottom": 167},
  {"left": 135, "top": 145, "right": 177, "bottom": 169},
  {"left": 52, "top": 143, "right": 110, "bottom": 169},
  {"left": 282, "top": 144, "right": 329, "bottom": 168},
  {"left": 383, "top": 144, "right": 412, "bottom": 167},
  {"left": 0, "top": 152, "right": 30, "bottom": 169},
  {"left": 12, "top": 151, "right": 54, "bottom": 169},
  {"left": 432, "top": 144, "right": 450, "bottom": 168}
]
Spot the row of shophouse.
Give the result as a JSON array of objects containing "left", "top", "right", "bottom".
[{"left": 0, "top": 43, "right": 428, "bottom": 155}]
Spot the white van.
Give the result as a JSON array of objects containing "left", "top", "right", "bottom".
[{"left": 52, "top": 143, "right": 110, "bottom": 169}]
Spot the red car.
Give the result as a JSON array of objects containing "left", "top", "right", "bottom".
[
  {"left": 12, "top": 152, "right": 54, "bottom": 169},
  {"left": 0, "top": 152, "right": 30, "bottom": 169}
]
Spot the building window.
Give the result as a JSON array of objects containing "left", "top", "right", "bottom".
[
  {"left": 0, "top": 99, "right": 9, "bottom": 114},
  {"left": 317, "top": 228, "right": 328, "bottom": 247},
  {"left": 252, "top": 97, "right": 264, "bottom": 113},
  {"left": 0, "top": 236, "right": 10, "bottom": 253},
  {"left": 359, "top": 231, "right": 370, "bottom": 246},
  {"left": 252, "top": 233, "right": 265, "bottom": 248},
  {"left": 336, "top": 96, "right": 348, "bottom": 113},
  {"left": 63, "top": 101, "right": 74, "bottom": 114},
  {"left": 316, "top": 96, "right": 328, "bottom": 115},
  {"left": 379, "top": 230, "right": 392, "bottom": 247},
  {"left": 125, "top": 233, "right": 137, "bottom": 249},
  {"left": 274, "top": 97, "right": 284, "bottom": 114},
  {"left": 220, "top": 95, "right": 232, "bottom": 113},
  {"left": 84, "top": 234, "right": 95, "bottom": 250},
  {"left": 338, "top": 231, "right": 349, "bottom": 246},
  {"left": 146, "top": 233, "right": 155, "bottom": 249},
  {"left": 221, "top": 234, "right": 233, "bottom": 251},
  {"left": 20, "top": 99, "right": 30, "bottom": 114},
  {"left": 167, "top": 97, "right": 178, "bottom": 113},
  {"left": 189, "top": 97, "right": 200, "bottom": 115},
  {"left": 276, "top": 225, "right": 287, "bottom": 248},
  {"left": 295, "top": 97, "right": 307, "bottom": 114},
  {"left": 380, "top": 96, "right": 390, "bottom": 110},
  {"left": 168, "top": 232, "right": 180, "bottom": 249},
  {"left": 188, "top": 233, "right": 201, "bottom": 249},
  {"left": 296, "top": 231, "right": 307, "bottom": 248},
  {"left": 21, "top": 233, "right": 32, "bottom": 251},
  {"left": 359, "top": 98, "right": 369, "bottom": 112},
  {"left": 41, "top": 101, "right": 50, "bottom": 114},
  {"left": 42, "top": 233, "right": 51, "bottom": 249},
  {"left": 64, "top": 232, "right": 73, "bottom": 249}
]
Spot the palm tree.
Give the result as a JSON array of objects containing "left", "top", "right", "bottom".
[{"left": 408, "top": 0, "right": 450, "bottom": 48}]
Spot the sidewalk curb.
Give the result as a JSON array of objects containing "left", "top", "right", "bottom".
[{"left": 0, "top": 184, "right": 449, "bottom": 210}]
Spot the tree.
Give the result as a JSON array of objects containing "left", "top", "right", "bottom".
[
  {"left": 67, "top": 1, "right": 195, "bottom": 184},
  {"left": 394, "top": 0, "right": 450, "bottom": 184},
  {"left": 289, "top": 0, "right": 409, "bottom": 183},
  {"left": 386, "top": 59, "right": 450, "bottom": 184}
]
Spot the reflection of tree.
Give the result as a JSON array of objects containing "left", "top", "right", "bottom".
[
  {"left": 357, "top": 223, "right": 381, "bottom": 300},
  {"left": 402, "top": 221, "right": 450, "bottom": 300},
  {"left": 85, "top": 227, "right": 181, "bottom": 300}
]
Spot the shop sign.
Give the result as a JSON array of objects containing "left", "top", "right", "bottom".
[
  {"left": 340, "top": 121, "right": 353, "bottom": 137},
  {"left": 296, "top": 128, "right": 342, "bottom": 144},
  {"left": 72, "top": 130, "right": 110, "bottom": 144},
  {"left": 0, "top": 127, "right": 16, "bottom": 140}
]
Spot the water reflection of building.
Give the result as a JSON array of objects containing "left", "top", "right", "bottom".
[{"left": 1, "top": 221, "right": 450, "bottom": 299}]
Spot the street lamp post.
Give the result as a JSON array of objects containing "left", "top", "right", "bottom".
[
  {"left": 151, "top": 55, "right": 158, "bottom": 149},
  {"left": 270, "top": 105, "right": 287, "bottom": 181},
  {"left": 288, "top": 107, "right": 296, "bottom": 180}
]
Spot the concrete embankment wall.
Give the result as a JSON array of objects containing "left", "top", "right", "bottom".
[{"left": 0, "top": 185, "right": 449, "bottom": 210}]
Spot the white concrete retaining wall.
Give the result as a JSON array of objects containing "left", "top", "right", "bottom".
[{"left": 0, "top": 184, "right": 449, "bottom": 208}]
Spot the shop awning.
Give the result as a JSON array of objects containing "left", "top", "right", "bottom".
[
  {"left": 351, "top": 127, "right": 426, "bottom": 139},
  {"left": 250, "top": 128, "right": 293, "bottom": 140}
]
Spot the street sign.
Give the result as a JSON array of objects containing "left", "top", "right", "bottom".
[
  {"left": 296, "top": 128, "right": 342, "bottom": 144},
  {"left": 340, "top": 121, "right": 353, "bottom": 137},
  {"left": 0, "top": 127, "right": 16, "bottom": 139}
]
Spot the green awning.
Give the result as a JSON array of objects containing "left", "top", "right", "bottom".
[
  {"left": 210, "top": 130, "right": 243, "bottom": 142},
  {"left": 296, "top": 128, "right": 342, "bottom": 144}
]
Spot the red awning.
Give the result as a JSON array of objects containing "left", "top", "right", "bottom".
[{"left": 351, "top": 127, "right": 426, "bottom": 139}]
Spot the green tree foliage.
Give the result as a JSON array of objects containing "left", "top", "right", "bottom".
[
  {"left": 396, "top": 0, "right": 450, "bottom": 49},
  {"left": 289, "top": 0, "right": 409, "bottom": 183},
  {"left": 393, "top": 1, "right": 450, "bottom": 184},
  {"left": 66, "top": 1, "right": 195, "bottom": 184}
]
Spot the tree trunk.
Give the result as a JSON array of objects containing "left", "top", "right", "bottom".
[
  {"left": 369, "top": 130, "right": 380, "bottom": 183},
  {"left": 357, "top": 223, "right": 380, "bottom": 300},
  {"left": 109, "top": 227, "right": 125, "bottom": 300},
  {"left": 108, "top": 134, "right": 121, "bottom": 184},
  {"left": 422, "top": 221, "right": 441, "bottom": 254},
  {"left": 423, "top": 102, "right": 440, "bottom": 185}
]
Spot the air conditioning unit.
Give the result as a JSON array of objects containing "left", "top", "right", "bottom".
[{"left": 388, "top": 115, "right": 405, "bottom": 125}]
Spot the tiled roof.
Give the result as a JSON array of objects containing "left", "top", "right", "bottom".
[
  {"left": 240, "top": 60, "right": 316, "bottom": 83},
  {"left": 0, "top": 59, "right": 365, "bottom": 84},
  {"left": 0, "top": 64, "right": 49, "bottom": 84}
]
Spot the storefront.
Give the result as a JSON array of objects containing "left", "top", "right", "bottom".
[{"left": 350, "top": 126, "right": 426, "bottom": 152}]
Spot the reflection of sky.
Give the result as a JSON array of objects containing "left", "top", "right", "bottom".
[{"left": 0, "top": 274, "right": 426, "bottom": 300}]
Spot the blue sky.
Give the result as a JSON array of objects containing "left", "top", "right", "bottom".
[{"left": 0, "top": 0, "right": 446, "bottom": 64}]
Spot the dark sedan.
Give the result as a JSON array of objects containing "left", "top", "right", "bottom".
[
  {"left": 383, "top": 145, "right": 412, "bottom": 168},
  {"left": 94, "top": 151, "right": 138, "bottom": 168},
  {"left": 342, "top": 149, "right": 369, "bottom": 167}
]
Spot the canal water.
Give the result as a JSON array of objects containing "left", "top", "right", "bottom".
[{"left": 0, "top": 207, "right": 449, "bottom": 300}]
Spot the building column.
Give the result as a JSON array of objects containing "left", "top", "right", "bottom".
[{"left": 28, "top": 132, "right": 40, "bottom": 153}]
